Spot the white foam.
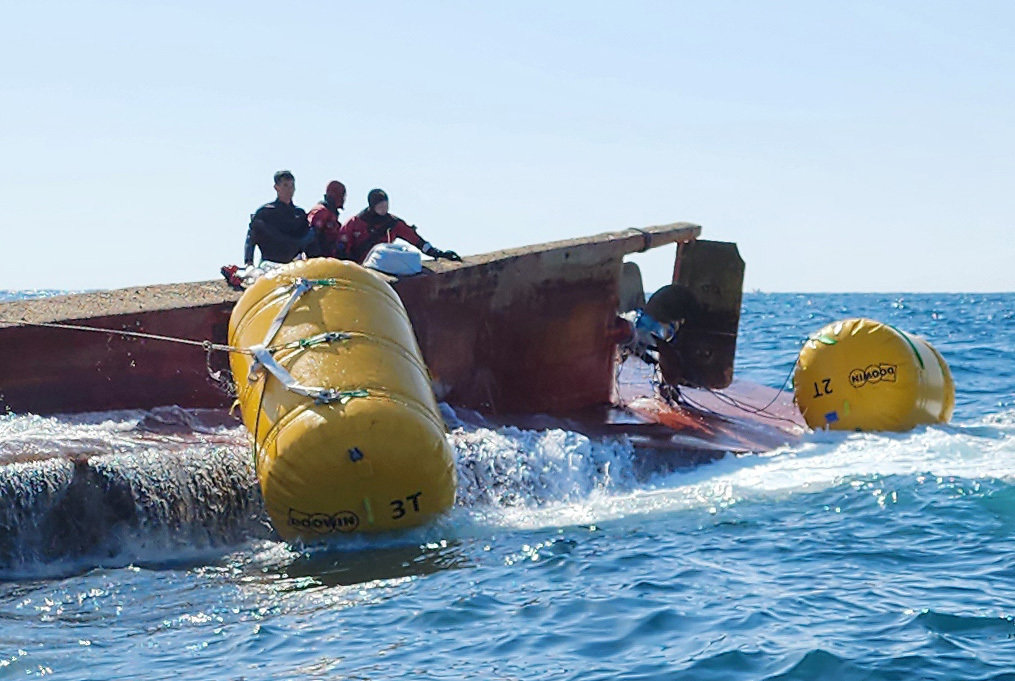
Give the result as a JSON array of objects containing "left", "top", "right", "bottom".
[
  {"left": 437, "top": 407, "right": 1015, "bottom": 534},
  {"left": 6, "top": 406, "right": 1015, "bottom": 562}
]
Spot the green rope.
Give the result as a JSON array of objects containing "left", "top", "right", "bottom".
[
  {"left": 267, "top": 331, "right": 352, "bottom": 352},
  {"left": 888, "top": 324, "right": 926, "bottom": 370},
  {"left": 315, "top": 388, "right": 369, "bottom": 405}
]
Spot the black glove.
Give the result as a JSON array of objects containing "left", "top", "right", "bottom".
[{"left": 423, "top": 244, "right": 460, "bottom": 261}]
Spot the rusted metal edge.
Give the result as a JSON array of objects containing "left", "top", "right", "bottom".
[
  {"left": 0, "top": 282, "right": 241, "bottom": 328},
  {"left": 459, "top": 222, "right": 701, "bottom": 266},
  {"left": 0, "top": 222, "right": 701, "bottom": 328}
]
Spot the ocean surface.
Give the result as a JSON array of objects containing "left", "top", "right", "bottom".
[{"left": 3, "top": 291, "right": 1015, "bottom": 680}]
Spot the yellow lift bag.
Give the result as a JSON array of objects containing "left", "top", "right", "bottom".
[
  {"left": 794, "top": 318, "right": 954, "bottom": 431},
  {"left": 228, "top": 259, "right": 456, "bottom": 541}
]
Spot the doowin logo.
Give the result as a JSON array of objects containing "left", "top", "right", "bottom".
[
  {"left": 288, "top": 508, "right": 360, "bottom": 534},
  {"left": 849, "top": 363, "right": 897, "bottom": 388}
]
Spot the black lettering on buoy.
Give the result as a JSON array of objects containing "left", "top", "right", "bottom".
[
  {"left": 812, "top": 378, "right": 833, "bottom": 398},
  {"left": 337, "top": 514, "right": 357, "bottom": 527},
  {"left": 287, "top": 508, "right": 360, "bottom": 533},
  {"left": 849, "top": 363, "right": 898, "bottom": 389},
  {"left": 391, "top": 499, "right": 406, "bottom": 519},
  {"left": 391, "top": 492, "right": 425, "bottom": 519}
]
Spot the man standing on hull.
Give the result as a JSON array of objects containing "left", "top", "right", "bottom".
[{"left": 243, "top": 170, "right": 318, "bottom": 266}]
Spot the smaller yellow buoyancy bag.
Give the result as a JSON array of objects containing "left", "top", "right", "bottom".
[
  {"left": 228, "top": 259, "right": 456, "bottom": 541},
  {"left": 793, "top": 318, "right": 954, "bottom": 431}
]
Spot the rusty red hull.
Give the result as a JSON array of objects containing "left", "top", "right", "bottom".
[
  {"left": 0, "top": 296, "right": 235, "bottom": 414},
  {"left": 0, "top": 222, "right": 801, "bottom": 456},
  {"left": 0, "top": 224, "right": 695, "bottom": 415}
]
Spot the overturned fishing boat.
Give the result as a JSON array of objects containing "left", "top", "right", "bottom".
[
  {"left": 0, "top": 221, "right": 798, "bottom": 432},
  {"left": 0, "top": 223, "right": 804, "bottom": 553}
]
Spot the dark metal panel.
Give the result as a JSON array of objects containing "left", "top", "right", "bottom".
[{"left": 655, "top": 239, "right": 745, "bottom": 389}]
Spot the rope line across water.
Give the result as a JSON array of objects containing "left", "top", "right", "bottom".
[{"left": 0, "top": 318, "right": 250, "bottom": 355}]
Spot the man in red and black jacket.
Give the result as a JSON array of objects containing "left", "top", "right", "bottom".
[
  {"left": 307, "top": 180, "right": 347, "bottom": 259},
  {"left": 337, "top": 188, "right": 461, "bottom": 264}
]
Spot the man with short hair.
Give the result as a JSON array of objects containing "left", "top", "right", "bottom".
[
  {"left": 243, "top": 170, "right": 317, "bottom": 266},
  {"left": 337, "top": 188, "right": 461, "bottom": 264}
]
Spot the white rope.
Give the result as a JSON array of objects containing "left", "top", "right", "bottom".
[
  {"left": 2, "top": 277, "right": 367, "bottom": 406},
  {"left": 262, "top": 278, "right": 315, "bottom": 348},
  {"left": 246, "top": 278, "right": 367, "bottom": 405},
  {"left": 0, "top": 317, "right": 247, "bottom": 354}
]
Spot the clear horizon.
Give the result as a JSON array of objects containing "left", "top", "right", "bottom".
[{"left": 3, "top": 1, "right": 1012, "bottom": 294}]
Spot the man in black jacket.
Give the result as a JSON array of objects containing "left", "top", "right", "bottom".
[{"left": 243, "top": 170, "right": 318, "bottom": 265}]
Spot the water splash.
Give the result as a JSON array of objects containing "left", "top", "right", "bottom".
[
  {"left": 0, "top": 410, "right": 268, "bottom": 578},
  {"left": 6, "top": 401, "right": 1015, "bottom": 578},
  {"left": 452, "top": 425, "right": 638, "bottom": 508}
]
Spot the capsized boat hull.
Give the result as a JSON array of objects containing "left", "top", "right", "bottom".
[
  {"left": 0, "top": 221, "right": 800, "bottom": 461},
  {"left": 0, "top": 223, "right": 703, "bottom": 416}
]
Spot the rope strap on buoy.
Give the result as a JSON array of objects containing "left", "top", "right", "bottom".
[
  {"left": 247, "top": 342, "right": 367, "bottom": 405},
  {"left": 248, "top": 277, "right": 369, "bottom": 405}
]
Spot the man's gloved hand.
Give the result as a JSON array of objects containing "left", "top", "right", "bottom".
[{"left": 422, "top": 243, "right": 461, "bottom": 261}]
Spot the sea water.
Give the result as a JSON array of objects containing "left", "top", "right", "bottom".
[{"left": 2, "top": 292, "right": 1015, "bottom": 680}]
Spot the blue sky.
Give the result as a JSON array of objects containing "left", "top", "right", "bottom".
[{"left": 2, "top": 1, "right": 1012, "bottom": 292}]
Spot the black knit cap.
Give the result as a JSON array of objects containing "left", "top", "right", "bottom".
[{"left": 367, "top": 188, "right": 388, "bottom": 208}]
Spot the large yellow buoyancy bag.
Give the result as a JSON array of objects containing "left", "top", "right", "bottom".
[
  {"left": 227, "top": 258, "right": 456, "bottom": 541},
  {"left": 794, "top": 318, "right": 954, "bottom": 431}
]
